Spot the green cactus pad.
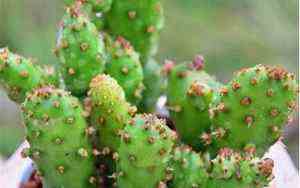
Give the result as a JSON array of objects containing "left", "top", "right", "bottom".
[
  {"left": 22, "top": 86, "right": 96, "bottom": 188},
  {"left": 208, "top": 148, "right": 274, "bottom": 188},
  {"left": 166, "top": 57, "right": 222, "bottom": 149},
  {"left": 139, "top": 58, "right": 163, "bottom": 112},
  {"left": 105, "top": 36, "right": 144, "bottom": 105},
  {"left": 210, "top": 64, "right": 298, "bottom": 155},
  {"left": 117, "top": 114, "right": 177, "bottom": 188},
  {"left": 88, "top": 74, "right": 136, "bottom": 151},
  {"left": 106, "top": 0, "right": 164, "bottom": 63},
  {"left": 55, "top": 7, "right": 106, "bottom": 96},
  {"left": 0, "top": 48, "right": 58, "bottom": 103},
  {"left": 169, "top": 145, "right": 209, "bottom": 188}
]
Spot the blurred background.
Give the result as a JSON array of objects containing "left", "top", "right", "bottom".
[{"left": 0, "top": 0, "right": 298, "bottom": 167}]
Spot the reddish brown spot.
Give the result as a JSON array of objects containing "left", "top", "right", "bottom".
[
  {"left": 266, "top": 89, "right": 274, "bottom": 97},
  {"left": 200, "top": 133, "right": 212, "bottom": 145},
  {"left": 148, "top": 136, "right": 155, "bottom": 144},
  {"left": 20, "top": 70, "right": 29, "bottom": 78},
  {"left": 244, "top": 145, "right": 256, "bottom": 155},
  {"left": 220, "top": 87, "right": 228, "bottom": 96},
  {"left": 218, "top": 148, "right": 233, "bottom": 158},
  {"left": 187, "top": 82, "right": 205, "bottom": 96},
  {"left": 232, "top": 82, "right": 241, "bottom": 91},
  {"left": 80, "top": 43, "right": 89, "bottom": 51},
  {"left": 240, "top": 97, "right": 252, "bottom": 106},
  {"left": 128, "top": 11, "right": 136, "bottom": 19},
  {"left": 217, "top": 102, "right": 228, "bottom": 112},
  {"left": 269, "top": 108, "right": 279, "bottom": 117},
  {"left": 147, "top": 26, "right": 156, "bottom": 33},
  {"left": 267, "top": 66, "right": 288, "bottom": 80},
  {"left": 258, "top": 158, "right": 274, "bottom": 177},
  {"left": 68, "top": 68, "right": 75, "bottom": 75},
  {"left": 250, "top": 78, "right": 258, "bottom": 85},
  {"left": 244, "top": 115, "right": 254, "bottom": 126}
]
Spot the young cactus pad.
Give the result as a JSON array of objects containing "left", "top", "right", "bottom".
[
  {"left": 0, "top": 48, "right": 58, "bottom": 103},
  {"left": 166, "top": 57, "right": 222, "bottom": 149},
  {"left": 169, "top": 145, "right": 209, "bottom": 188},
  {"left": 117, "top": 114, "right": 177, "bottom": 188},
  {"left": 210, "top": 64, "right": 298, "bottom": 155},
  {"left": 105, "top": 36, "right": 144, "bottom": 105},
  {"left": 207, "top": 148, "right": 274, "bottom": 188},
  {"left": 106, "top": 0, "right": 164, "bottom": 63},
  {"left": 22, "top": 86, "right": 96, "bottom": 188},
  {"left": 88, "top": 74, "right": 136, "bottom": 151},
  {"left": 55, "top": 7, "right": 106, "bottom": 96},
  {"left": 139, "top": 58, "right": 164, "bottom": 112}
]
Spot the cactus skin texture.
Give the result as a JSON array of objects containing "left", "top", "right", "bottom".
[
  {"left": 0, "top": 48, "right": 58, "bottom": 103},
  {"left": 139, "top": 58, "right": 163, "bottom": 112},
  {"left": 210, "top": 64, "right": 298, "bottom": 156},
  {"left": 105, "top": 35, "right": 144, "bottom": 105},
  {"left": 22, "top": 86, "right": 96, "bottom": 188},
  {"left": 106, "top": 0, "right": 164, "bottom": 63},
  {"left": 169, "top": 145, "right": 209, "bottom": 188},
  {"left": 55, "top": 7, "right": 106, "bottom": 96},
  {"left": 166, "top": 57, "right": 222, "bottom": 150},
  {"left": 117, "top": 114, "right": 177, "bottom": 188},
  {"left": 88, "top": 74, "right": 136, "bottom": 151},
  {"left": 207, "top": 148, "right": 274, "bottom": 188}
]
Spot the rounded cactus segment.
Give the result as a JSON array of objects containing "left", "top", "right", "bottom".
[
  {"left": 139, "top": 58, "right": 164, "bottom": 112},
  {"left": 169, "top": 145, "right": 209, "bottom": 188},
  {"left": 22, "top": 86, "right": 96, "bottom": 188},
  {"left": 208, "top": 148, "right": 274, "bottom": 188},
  {"left": 166, "top": 57, "right": 222, "bottom": 150},
  {"left": 105, "top": 35, "right": 144, "bottom": 105},
  {"left": 88, "top": 74, "right": 136, "bottom": 151},
  {"left": 117, "top": 114, "right": 177, "bottom": 188},
  {"left": 210, "top": 64, "right": 298, "bottom": 155},
  {"left": 106, "top": 0, "right": 164, "bottom": 63},
  {"left": 0, "top": 48, "right": 58, "bottom": 103},
  {"left": 55, "top": 7, "right": 106, "bottom": 96}
]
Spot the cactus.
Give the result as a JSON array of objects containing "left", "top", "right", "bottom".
[
  {"left": 1, "top": 1, "right": 299, "bottom": 187},
  {"left": 0, "top": 48, "right": 58, "bottom": 103},
  {"left": 88, "top": 74, "right": 136, "bottom": 151},
  {"left": 207, "top": 148, "right": 274, "bottom": 188},
  {"left": 209, "top": 64, "right": 298, "bottom": 155},
  {"left": 55, "top": 6, "right": 106, "bottom": 96},
  {"left": 116, "top": 114, "right": 177, "bottom": 188},
  {"left": 166, "top": 56, "right": 222, "bottom": 149},
  {"left": 139, "top": 58, "right": 164, "bottom": 112},
  {"left": 169, "top": 145, "right": 209, "bottom": 188},
  {"left": 105, "top": 0, "right": 164, "bottom": 63},
  {"left": 104, "top": 35, "right": 144, "bottom": 105},
  {"left": 22, "top": 86, "right": 96, "bottom": 187}
]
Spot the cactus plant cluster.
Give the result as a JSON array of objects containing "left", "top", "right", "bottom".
[{"left": 0, "top": 0, "right": 298, "bottom": 188}]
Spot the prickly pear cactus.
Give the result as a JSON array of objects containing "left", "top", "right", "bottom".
[
  {"left": 117, "top": 114, "right": 177, "bottom": 188},
  {"left": 105, "top": 35, "right": 144, "bottom": 105},
  {"left": 169, "top": 145, "right": 209, "bottom": 188},
  {"left": 22, "top": 86, "right": 96, "bottom": 188},
  {"left": 55, "top": 6, "right": 106, "bottom": 96},
  {"left": 207, "top": 148, "right": 274, "bottom": 188},
  {"left": 106, "top": 0, "right": 164, "bottom": 63},
  {"left": 139, "top": 58, "right": 164, "bottom": 112},
  {"left": 210, "top": 65, "right": 298, "bottom": 155},
  {"left": 166, "top": 56, "right": 222, "bottom": 149},
  {"left": 88, "top": 74, "right": 136, "bottom": 151},
  {"left": 0, "top": 48, "right": 58, "bottom": 103}
]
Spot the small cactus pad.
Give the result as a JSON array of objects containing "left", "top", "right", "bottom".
[
  {"left": 139, "top": 58, "right": 164, "bottom": 112},
  {"left": 106, "top": 0, "right": 164, "bottom": 63},
  {"left": 88, "top": 74, "right": 136, "bottom": 151},
  {"left": 22, "top": 86, "right": 96, "bottom": 188},
  {"left": 117, "top": 114, "right": 177, "bottom": 188},
  {"left": 0, "top": 48, "right": 58, "bottom": 103},
  {"left": 210, "top": 64, "right": 298, "bottom": 155},
  {"left": 55, "top": 7, "right": 106, "bottom": 96},
  {"left": 169, "top": 145, "right": 209, "bottom": 188},
  {"left": 105, "top": 35, "right": 144, "bottom": 105},
  {"left": 207, "top": 148, "right": 274, "bottom": 188},
  {"left": 166, "top": 58, "right": 222, "bottom": 149}
]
